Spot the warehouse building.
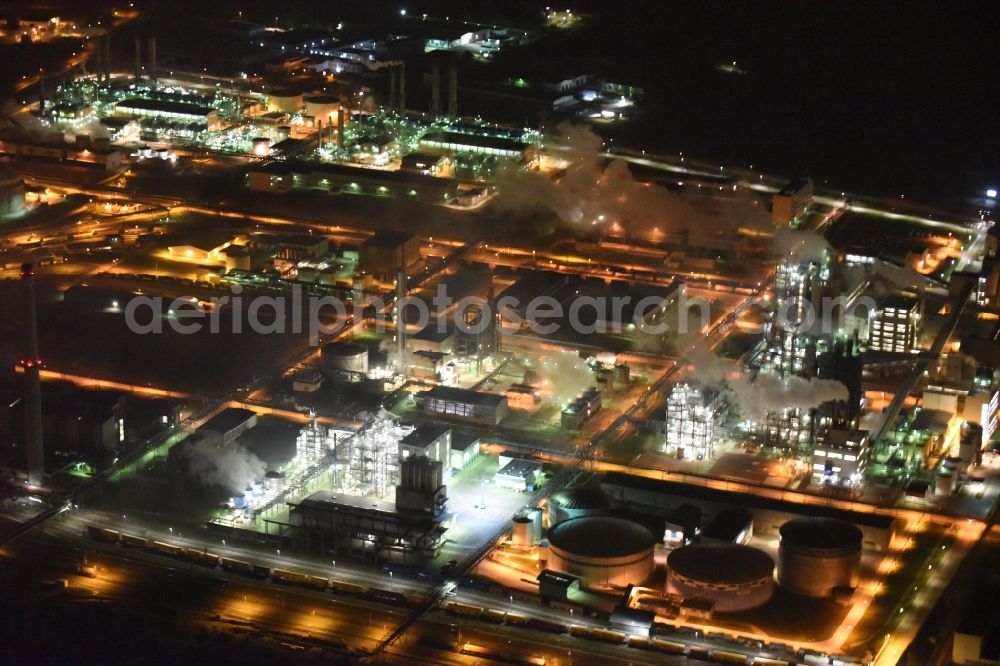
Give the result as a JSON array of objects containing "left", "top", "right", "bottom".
[
  {"left": 359, "top": 229, "right": 420, "bottom": 277},
  {"left": 198, "top": 408, "right": 257, "bottom": 444},
  {"left": 400, "top": 424, "right": 451, "bottom": 470},
  {"left": 450, "top": 431, "right": 481, "bottom": 470},
  {"left": 115, "top": 98, "right": 221, "bottom": 131},
  {"left": 419, "top": 130, "right": 536, "bottom": 163},
  {"left": 247, "top": 160, "right": 459, "bottom": 202},
  {"left": 417, "top": 386, "right": 508, "bottom": 425},
  {"left": 869, "top": 295, "right": 922, "bottom": 353},
  {"left": 495, "top": 454, "right": 542, "bottom": 492},
  {"left": 700, "top": 508, "right": 753, "bottom": 545},
  {"left": 285, "top": 490, "right": 446, "bottom": 563}
]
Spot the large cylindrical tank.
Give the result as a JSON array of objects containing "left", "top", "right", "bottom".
[
  {"left": 267, "top": 89, "right": 303, "bottom": 114},
  {"left": 525, "top": 507, "right": 543, "bottom": 543},
  {"left": 0, "top": 167, "right": 25, "bottom": 216},
  {"left": 546, "top": 517, "right": 656, "bottom": 588},
  {"left": 304, "top": 94, "right": 341, "bottom": 125},
  {"left": 322, "top": 342, "right": 369, "bottom": 375},
  {"left": 778, "top": 517, "right": 863, "bottom": 598},
  {"left": 667, "top": 543, "right": 774, "bottom": 612},
  {"left": 512, "top": 515, "right": 533, "bottom": 549},
  {"left": 548, "top": 488, "right": 611, "bottom": 526},
  {"left": 935, "top": 471, "right": 955, "bottom": 497},
  {"left": 252, "top": 137, "right": 271, "bottom": 157},
  {"left": 265, "top": 469, "right": 285, "bottom": 491},
  {"left": 959, "top": 421, "right": 982, "bottom": 464}
]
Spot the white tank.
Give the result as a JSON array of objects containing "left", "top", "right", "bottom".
[
  {"left": 304, "top": 95, "right": 341, "bottom": 125},
  {"left": 512, "top": 515, "right": 533, "bottom": 549},
  {"left": 525, "top": 507, "right": 543, "bottom": 543},
  {"left": 935, "top": 471, "right": 955, "bottom": 497},
  {"left": 252, "top": 137, "right": 271, "bottom": 157},
  {"left": 322, "top": 342, "right": 369, "bottom": 375},
  {"left": 267, "top": 90, "right": 303, "bottom": 114}
]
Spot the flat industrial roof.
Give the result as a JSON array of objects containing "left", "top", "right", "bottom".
[
  {"left": 295, "top": 490, "right": 397, "bottom": 516},
  {"left": 117, "top": 98, "right": 215, "bottom": 116},
  {"left": 537, "top": 569, "right": 578, "bottom": 588},
  {"left": 199, "top": 407, "right": 256, "bottom": 434},
  {"left": 600, "top": 471, "right": 897, "bottom": 531},
  {"left": 701, "top": 508, "right": 753, "bottom": 541},
  {"left": 420, "top": 385, "right": 507, "bottom": 408},
  {"left": 253, "top": 159, "right": 457, "bottom": 187},
  {"left": 401, "top": 424, "right": 450, "bottom": 449},
  {"left": 421, "top": 130, "right": 530, "bottom": 153},
  {"left": 361, "top": 229, "right": 416, "bottom": 248},
  {"left": 451, "top": 432, "right": 481, "bottom": 452},
  {"left": 497, "top": 458, "right": 542, "bottom": 479}
]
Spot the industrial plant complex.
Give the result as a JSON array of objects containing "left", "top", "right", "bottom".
[{"left": 0, "top": 3, "right": 997, "bottom": 666}]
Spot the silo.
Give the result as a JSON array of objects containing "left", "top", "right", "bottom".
[
  {"left": 778, "top": 517, "right": 863, "bottom": 597},
  {"left": 935, "top": 471, "right": 955, "bottom": 496},
  {"left": 512, "top": 515, "right": 533, "bottom": 549},
  {"left": 252, "top": 137, "right": 271, "bottom": 157},
  {"left": 525, "top": 507, "right": 543, "bottom": 543},
  {"left": 322, "top": 342, "right": 369, "bottom": 376}
]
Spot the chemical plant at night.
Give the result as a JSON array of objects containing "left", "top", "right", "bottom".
[{"left": 0, "top": 3, "right": 998, "bottom": 666}]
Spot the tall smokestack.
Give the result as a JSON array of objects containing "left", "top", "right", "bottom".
[
  {"left": 148, "top": 35, "right": 157, "bottom": 87},
  {"left": 20, "top": 264, "right": 43, "bottom": 487},
  {"left": 396, "top": 267, "right": 407, "bottom": 374},
  {"left": 447, "top": 60, "right": 457, "bottom": 118},
  {"left": 38, "top": 77, "right": 46, "bottom": 112},
  {"left": 430, "top": 61, "right": 441, "bottom": 118},
  {"left": 397, "top": 63, "right": 406, "bottom": 113},
  {"left": 388, "top": 66, "right": 397, "bottom": 111},
  {"left": 134, "top": 35, "right": 142, "bottom": 84},
  {"left": 337, "top": 105, "right": 345, "bottom": 146},
  {"left": 104, "top": 34, "right": 111, "bottom": 82}
]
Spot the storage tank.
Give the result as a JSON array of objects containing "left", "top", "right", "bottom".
[
  {"left": 322, "top": 341, "right": 369, "bottom": 375},
  {"left": 252, "top": 137, "right": 271, "bottom": 157},
  {"left": 512, "top": 515, "right": 533, "bottom": 549},
  {"left": 525, "top": 507, "right": 543, "bottom": 543},
  {"left": 778, "top": 517, "right": 863, "bottom": 598},
  {"left": 959, "top": 421, "right": 983, "bottom": 464},
  {"left": 304, "top": 94, "right": 341, "bottom": 125},
  {"left": 548, "top": 488, "right": 611, "bottom": 526},
  {"left": 667, "top": 543, "right": 774, "bottom": 612},
  {"left": 267, "top": 89, "right": 303, "bottom": 114},
  {"left": 265, "top": 470, "right": 285, "bottom": 491},
  {"left": 546, "top": 517, "right": 656, "bottom": 588},
  {"left": 935, "top": 470, "right": 955, "bottom": 497},
  {"left": 0, "top": 166, "right": 24, "bottom": 216}
]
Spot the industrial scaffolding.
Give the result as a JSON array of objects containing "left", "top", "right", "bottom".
[
  {"left": 665, "top": 384, "right": 720, "bottom": 460},
  {"left": 332, "top": 414, "right": 411, "bottom": 499}
]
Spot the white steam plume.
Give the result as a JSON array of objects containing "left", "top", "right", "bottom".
[
  {"left": 181, "top": 433, "right": 265, "bottom": 493},
  {"left": 496, "top": 122, "right": 770, "bottom": 237},
  {"left": 685, "top": 346, "right": 848, "bottom": 421},
  {"left": 536, "top": 352, "right": 596, "bottom": 405},
  {"left": 772, "top": 228, "right": 831, "bottom": 264}
]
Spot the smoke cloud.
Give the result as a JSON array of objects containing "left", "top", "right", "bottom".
[
  {"left": 180, "top": 433, "right": 265, "bottom": 493},
  {"left": 772, "top": 229, "right": 831, "bottom": 264},
  {"left": 535, "top": 352, "right": 596, "bottom": 405},
  {"left": 685, "top": 346, "right": 848, "bottom": 421},
  {"left": 496, "top": 122, "right": 770, "bottom": 237}
]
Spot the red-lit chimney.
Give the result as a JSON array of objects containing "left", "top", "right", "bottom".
[{"left": 20, "top": 263, "right": 43, "bottom": 486}]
